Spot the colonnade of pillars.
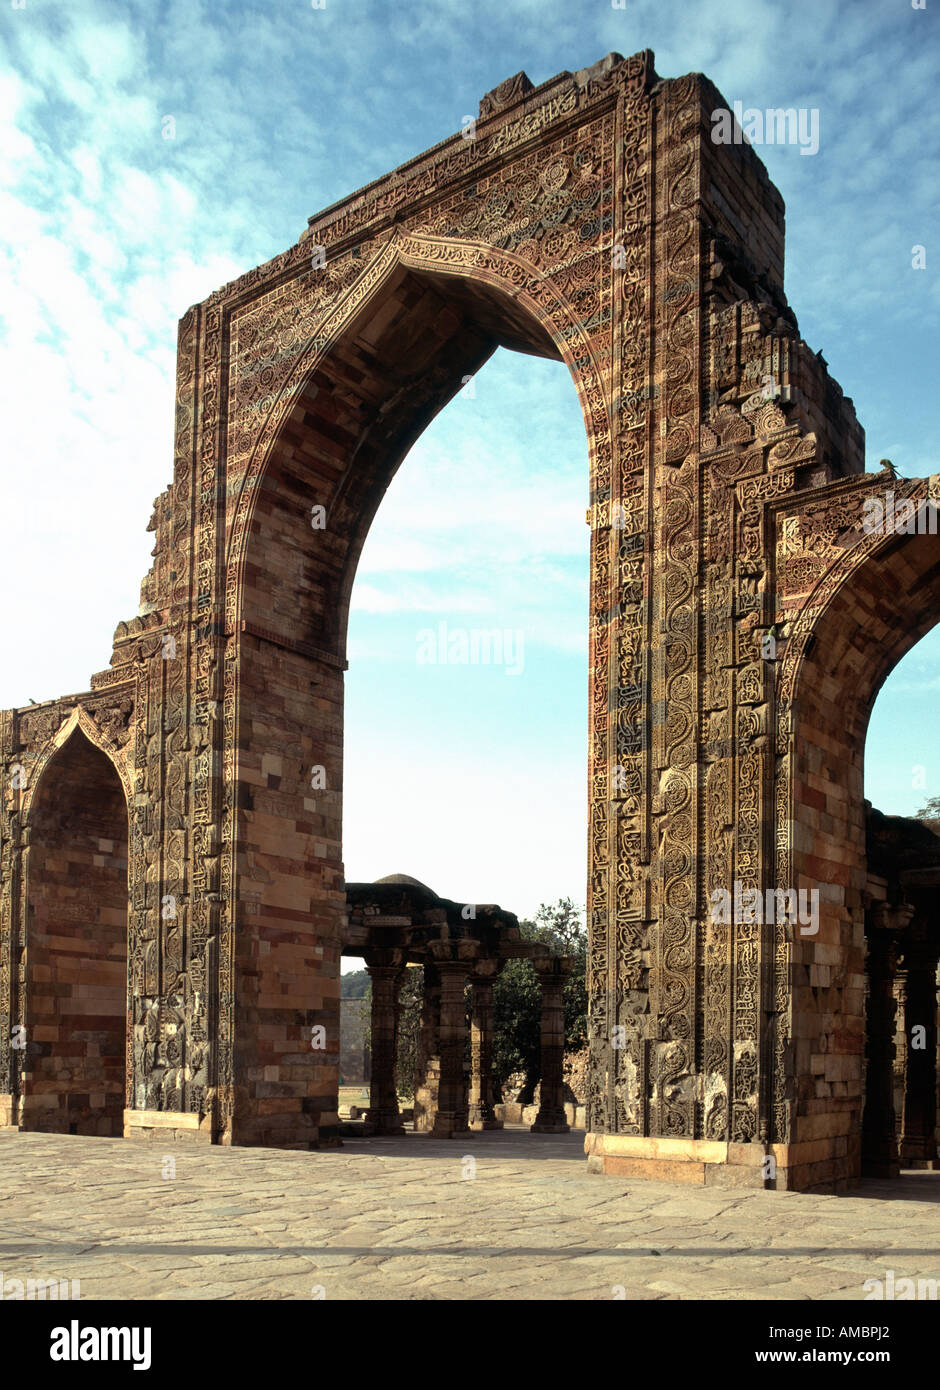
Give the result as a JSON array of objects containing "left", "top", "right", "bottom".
[
  {"left": 863, "top": 900, "right": 940, "bottom": 1176},
  {"left": 362, "top": 944, "right": 574, "bottom": 1138}
]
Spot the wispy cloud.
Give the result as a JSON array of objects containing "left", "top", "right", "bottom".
[{"left": 0, "top": 0, "right": 936, "bottom": 911}]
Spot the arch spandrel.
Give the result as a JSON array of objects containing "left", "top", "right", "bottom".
[{"left": 775, "top": 474, "right": 940, "bottom": 713}]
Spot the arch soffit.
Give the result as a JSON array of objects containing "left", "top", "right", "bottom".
[
  {"left": 779, "top": 493, "right": 940, "bottom": 717},
  {"left": 22, "top": 706, "right": 132, "bottom": 820},
  {"left": 772, "top": 484, "right": 939, "bottom": 889},
  {"left": 225, "top": 229, "right": 608, "bottom": 604}
]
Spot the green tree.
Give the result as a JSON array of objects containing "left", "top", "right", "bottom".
[
  {"left": 492, "top": 898, "right": 587, "bottom": 1102},
  {"left": 395, "top": 966, "right": 424, "bottom": 1102},
  {"left": 340, "top": 968, "right": 371, "bottom": 1000},
  {"left": 916, "top": 795, "right": 940, "bottom": 819},
  {"left": 492, "top": 957, "right": 542, "bottom": 1100}
]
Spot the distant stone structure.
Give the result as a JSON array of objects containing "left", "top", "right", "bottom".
[
  {"left": 345, "top": 875, "right": 572, "bottom": 1136},
  {"left": 2, "top": 50, "right": 938, "bottom": 1190}
]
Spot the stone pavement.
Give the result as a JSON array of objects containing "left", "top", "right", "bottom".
[{"left": 1, "top": 1127, "right": 938, "bottom": 1300}]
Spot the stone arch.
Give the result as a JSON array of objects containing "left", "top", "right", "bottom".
[
  {"left": 20, "top": 705, "right": 132, "bottom": 820},
  {"left": 330, "top": 232, "right": 608, "bottom": 642},
  {"left": 225, "top": 228, "right": 608, "bottom": 650},
  {"left": 19, "top": 724, "right": 130, "bottom": 1136},
  {"left": 775, "top": 518, "right": 940, "bottom": 1183},
  {"left": 778, "top": 514, "right": 940, "bottom": 889},
  {"left": 220, "top": 231, "right": 601, "bottom": 1147},
  {"left": 10, "top": 50, "right": 909, "bottom": 1181}
]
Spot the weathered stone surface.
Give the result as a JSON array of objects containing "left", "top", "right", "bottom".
[
  {"left": 1, "top": 48, "right": 937, "bottom": 1191},
  {"left": 2, "top": 1127, "right": 938, "bottom": 1300}
]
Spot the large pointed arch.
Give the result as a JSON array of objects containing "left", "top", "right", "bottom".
[
  {"left": 224, "top": 228, "right": 610, "bottom": 641},
  {"left": 776, "top": 491, "right": 940, "bottom": 896},
  {"left": 217, "top": 229, "right": 607, "bottom": 1147}
]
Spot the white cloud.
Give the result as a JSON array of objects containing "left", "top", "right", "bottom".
[
  {"left": 351, "top": 584, "right": 493, "bottom": 615},
  {"left": 0, "top": 0, "right": 936, "bottom": 916}
]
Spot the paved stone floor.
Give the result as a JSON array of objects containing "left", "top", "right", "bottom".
[{"left": 1, "top": 1126, "right": 939, "bottom": 1300}]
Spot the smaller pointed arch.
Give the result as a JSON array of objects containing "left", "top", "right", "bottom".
[
  {"left": 20, "top": 721, "right": 130, "bottom": 1137},
  {"left": 22, "top": 706, "right": 131, "bottom": 821}
]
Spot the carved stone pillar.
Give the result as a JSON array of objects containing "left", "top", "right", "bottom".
[
  {"left": 862, "top": 904, "right": 906, "bottom": 1178},
  {"left": 531, "top": 955, "right": 574, "bottom": 1134},
  {"left": 413, "top": 959, "right": 441, "bottom": 1133},
  {"left": 899, "top": 940, "right": 939, "bottom": 1167},
  {"left": 364, "top": 952, "right": 406, "bottom": 1136},
  {"left": 892, "top": 972, "right": 907, "bottom": 1144},
  {"left": 428, "top": 940, "right": 477, "bottom": 1138},
  {"left": 469, "top": 959, "right": 502, "bottom": 1131}
]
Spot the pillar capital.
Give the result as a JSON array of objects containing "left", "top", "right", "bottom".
[
  {"left": 470, "top": 955, "right": 503, "bottom": 983},
  {"left": 428, "top": 938, "right": 479, "bottom": 970},
  {"left": 531, "top": 953, "right": 576, "bottom": 982},
  {"left": 363, "top": 947, "right": 407, "bottom": 972},
  {"left": 868, "top": 901, "right": 916, "bottom": 935}
]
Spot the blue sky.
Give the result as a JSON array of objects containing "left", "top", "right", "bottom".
[{"left": 0, "top": 0, "right": 937, "bottom": 929}]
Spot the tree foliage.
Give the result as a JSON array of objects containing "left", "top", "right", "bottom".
[
  {"left": 916, "top": 795, "right": 940, "bottom": 819},
  {"left": 395, "top": 966, "right": 424, "bottom": 1101},
  {"left": 337, "top": 980, "right": 371, "bottom": 1088},
  {"left": 492, "top": 898, "right": 587, "bottom": 1100},
  {"left": 340, "top": 968, "right": 371, "bottom": 1000}
]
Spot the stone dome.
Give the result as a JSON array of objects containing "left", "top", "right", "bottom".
[{"left": 374, "top": 873, "right": 437, "bottom": 895}]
